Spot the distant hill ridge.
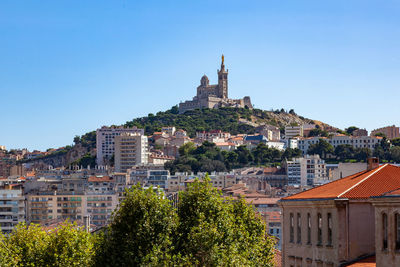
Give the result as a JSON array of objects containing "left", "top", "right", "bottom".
[{"left": 22, "top": 106, "right": 334, "bottom": 167}]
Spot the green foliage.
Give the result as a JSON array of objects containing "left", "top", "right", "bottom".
[
  {"left": 96, "top": 177, "right": 275, "bottom": 266},
  {"left": 345, "top": 126, "right": 359, "bottom": 135},
  {"left": 124, "top": 106, "right": 310, "bottom": 138},
  {"left": 166, "top": 142, "right": 301, "bottom": 174},
  {"left": 308, "top": 128, "right": 329, "bottom": 137},
  {"left": 0, "top": 222, "right": 96, "bottom": 267},
  {"left": 307, "top": 139, "right": 334, "bottom": 158},
  {"left": 71, "top": 153, "right": 96, "bottom": 168},
  {"left": 392, "top": 138, "right": 400, "bottom": 147},
  {"left": 94, "top": 185, "right": 177, "bottom": 266},
  {"left": 175, "top": 177, "right": 275, "bottom": 266}
]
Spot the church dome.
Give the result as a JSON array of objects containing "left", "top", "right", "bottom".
[{"left": 200, "top": 75, "right": 209, "bottom": 86}]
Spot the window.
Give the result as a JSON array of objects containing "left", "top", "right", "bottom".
[
  {"left": 327, "top": 213, "right": 332, "bottom": 246},
  {"left": 307, "top": 213, "right": 311, "bottom": 244},
  {"left": 317, "top": 213, "right": 322, "bottom": 245},
  {"left": 396, "top": 214, "right": 400, "bottom": 250},
  {"left": 297, "top": 213, "right": 301, "bottom": 244},
  {"left": 383, "top": 213, "right": 388, "bottom": 250},
  {"left": 290, "top": 213, "right": 294, "bottom": 243}
]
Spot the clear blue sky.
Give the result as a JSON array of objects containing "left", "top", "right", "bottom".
[{"left": 1, "top": 0, "right": 399, "bottom": 151}]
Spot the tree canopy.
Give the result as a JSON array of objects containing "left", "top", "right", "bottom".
[{"left": 95, "top": 178, "right": 276, "bottom": 266}]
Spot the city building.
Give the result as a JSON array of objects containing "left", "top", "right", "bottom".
[
  {"left": 285, "top": 125, "right": 304, "bottom": 139},
  {"left": 196, "top": 130, "right": 231, "bottom": 143},
  {"left": 114, "top": 133, "right": 148, "bottom": 173},
  {"left": 332, "top": 162, "right": 367, "bottom": 180},
  {"left": 352, "top": 128, "right": 368, "bottom": 137},
  {"left": 297, "top": 135, "right": 382, "bottom": 155},
  {"left": 371, "top": 125, "right": 400, "bottom": 140},
  {"left": 278, "top": 159, "right": 400, "bottom": 267},
  {"left": 178, "top": 55, "right": 253, "bottom": 114},
  {"left": 284, "top": 155, "right": 326, "bottom": 186},
  {"left": 96, "top": 126, "right": 144, "bottom": 165},
  {"left": 0, "top": 184, "right": 25, "bottom": 233},
  {"left": 256, "top": 125, "right": 281, "bottom": 141}
]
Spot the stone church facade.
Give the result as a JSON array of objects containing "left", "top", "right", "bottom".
[{"left": 178, "top": 55, "right": 253, "bottom": 114}]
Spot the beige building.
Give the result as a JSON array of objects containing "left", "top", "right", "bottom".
[
  {"left": 284, "top": 154, "right": 327, "bottom": 186},
  {"left": 178, "top": 55, "right": 252, "bottom": 114},
  {"left": 332, "top": 162, "right": 367, "bottom": 180},
  {"left": 285, "top": 125, "right": 304, "bottom": 139},
  {"left": 279, "top": 159, "right": 400, "bottom": 267},
  {"left": 114, "top": 133, "right": 148, "bottom": 173},
  {"left": 0, "top": 185, "right": 25, "bottom": 233},
  {"left": 96, "top": 126, "right": 144, "bottom": 165},
  {"left": 371, "top": 125, "right": 400, "bottom": 140}
]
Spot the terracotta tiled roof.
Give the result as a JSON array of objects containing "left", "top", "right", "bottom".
[
  {"left": 282, "top": 164, "right": 400, "bottom": 201},
  {"left": 88, "top": 176, "right": 112, "bottom": 182},
  {"left": 274, "top": 250, "right": 282, "bottom": 267},
  {"left": 345, "top": 255, "right": 376, "bottom": 267}
]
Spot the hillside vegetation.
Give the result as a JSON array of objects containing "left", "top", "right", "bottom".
[{"left": 124, "top": 106, "right": 321, "bottom": 137}]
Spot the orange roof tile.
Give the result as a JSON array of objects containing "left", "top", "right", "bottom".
[
  {"left": 282, "top": 164, "right": 400, "bottom": 201},
  {"left": 88, "top": 176, "right": 112, "bottom": 182},
  {"left": 345, "top": 255, "right": 375, "bottom": 267}
]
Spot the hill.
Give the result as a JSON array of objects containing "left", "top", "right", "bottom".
[
  {"left": 123, "top": 106, "right": 329, "bottom": 137},
  {"left": 21, "top": 106, "right": 333, "bottom": 168}
]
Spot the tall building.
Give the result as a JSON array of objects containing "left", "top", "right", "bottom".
[
  {"left": 96, "top": 126, "right": 144, "bottom": 165},
  {"left": 114, "top": 133, "right": 148, "bottom": 173},
  {"left": 371, "top": 125, "right": 400, "bottom": 140},
  {"left": 0, "top": 185, "right": 25, "bottom": 233},
  {"left": 284, "top": 154, "right": 326, "bottom": 186},
  {"left": 285, "top": 125, "right": 304, "bottom": 139},
  {"left": 178, "top": 55, "right": 253, "bottom": 114}
]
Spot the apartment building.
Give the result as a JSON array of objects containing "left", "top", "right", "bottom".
[
  {"left": 256, "top": 125, "right": 281, "bottom": 141},
  {"left": 284, "top": 154, "right": 326, "bottom": 186},
  {"left": 27, "top": 193, "right": 85, "bottom": 225},
  {"left": 96, "top": 126, "right": 144, "bottom": 165},
  {"left": 114, "top": 133, "right": 148, "bottom": 173},
  {"left": 128, "top": 165, "right": 168, "bottom": 188},
  {"left": 297, "top": 135, "right": 382, "bottom": 155},
  {"left": 196, "top": 130, "right": 231, "bottom": 143},
  {"left": 285, "top": 125, "right": 304, "bottom": 139},
  {"left": 0, "top": 185, "right": 25, "bottom": 233},
  {"left": 279, "top": 159, "right": 400, "bottom": 267},
  {"left": 371, "top": 125, "right": 400, "bottom": 140}
]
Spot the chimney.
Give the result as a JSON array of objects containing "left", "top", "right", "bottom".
[
  {"left": 83, "top": 215, "right": 91, "bottom": 233},
  {"left": 367, "top": 157, "right": 379, "bottom": 171}
]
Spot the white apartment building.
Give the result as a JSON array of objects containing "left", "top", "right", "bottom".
[
  {"left": 96, "top": 126, "right": 144, "bottom": 165},
  {"left": 285, "top": 155, "right": 326, "bottom": 186},
  {"left": 114, "top": 133, "right": 148, "bottom": 173},
  {"left": 196, "top": 130, "right": 231, "bottom": 143},
  {"left": 0, "top": 186, "right": 25, "bottom": 233},
  {"left": 297, "top": 135, "right": 382, "bottom": 155},
  {"left": 285, "top": 125, "right": 304, "bottom": 139}
]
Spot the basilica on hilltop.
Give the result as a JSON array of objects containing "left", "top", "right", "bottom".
[{"left": 178, "top": 55, "right": 253, "bottom": 114}]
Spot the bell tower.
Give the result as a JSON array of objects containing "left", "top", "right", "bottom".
[{"left": 217, "top": 54, "right": 228, "bottom": 98}]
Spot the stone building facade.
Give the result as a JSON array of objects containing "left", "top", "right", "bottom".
[{"left": 178, "top": 55, "right": 253, "bottom": 113}]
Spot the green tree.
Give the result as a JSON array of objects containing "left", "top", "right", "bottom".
[
  {"left": 392, "top": 138, "right": 400, "bottom": 147},
  {"left": 178, "top": 142, "right": 196, "bottom": 156},
  {"left": 175, "top": 177, "right": 275, "bottom": 266},
  {"left": 94, "top": 186, "right": 177, "bottom": 266},
  {"left": 0, "top": 222, "right": 96, "bottom": 267},
  {"left": 390, "top": 146, "right": 400, "bottom": 162},
  {"left": 307, "top": 139, "right": 334, "bottom": 159},
  {"left": 345, "top": 126, "right": 359, "bottom": 135},
  {"left": 334, "top": 145, "right": 355, "bottom": 160}
]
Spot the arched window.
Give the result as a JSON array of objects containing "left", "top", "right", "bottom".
[
  {"left": 307, "top": 213, "right": 311, "bottom": 245},
  {"left": 327, "top": 213, "right": 332, "bottom": 246},
  {"left": 297, "top": 213, "right": 301, "bottom": 244},
  {"left": 383, "top": 213, "right": 388, "bottom": 250},
  {"left": 317, "top": 213, "right": 322, "bottom": 245},
  {"left": 396, "top": 213, "right": 400, "bottom": 250},
  {"left": 290, "top": 213, "right": 294, "bottom": 243}
]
